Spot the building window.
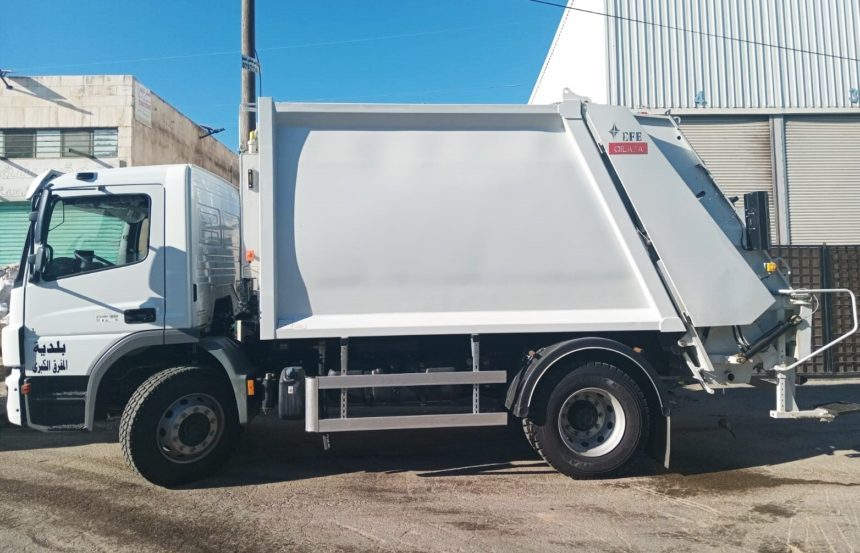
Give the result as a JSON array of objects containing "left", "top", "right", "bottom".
[
  {"left": 62, "top": 130, "right": 92, "bottom": 157},
  {"left": 93, "top": 129, "right": 119, "bottom": 157},
  {"left": 2, "top": 130, "right": 36, "bottom": 158},
  {"left": 35, "top": 130, "right": 60, "bottom": 158},
  {"left": 0, "top": 128, "right": 118, "bottom": 159}
]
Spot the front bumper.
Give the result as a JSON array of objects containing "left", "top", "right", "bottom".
[{"left": 4, "top": 368, "right": 22, "bottom": 426}]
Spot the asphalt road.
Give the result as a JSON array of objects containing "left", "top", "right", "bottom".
[{"left": 1, "top": 379, "right": 859, "bottom": 553}]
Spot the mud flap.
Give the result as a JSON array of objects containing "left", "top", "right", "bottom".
[{"left": 646, "top": 413, "right": 671, "bottom": 469}]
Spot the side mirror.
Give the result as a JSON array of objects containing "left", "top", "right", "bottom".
[{"left": 29, "top": 244, "right": 46, "bottom": 277}]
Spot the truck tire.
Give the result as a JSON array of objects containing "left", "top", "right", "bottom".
[
  {"left": 119, "top": 366, "right": 240, "bottom": 487},
  {"left": 526, "top": 361, "right": 649, "bottom": 479}
]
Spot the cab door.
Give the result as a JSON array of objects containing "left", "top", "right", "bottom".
[{"left": 22, "top": 184, "right": 164, "bottom": 429}]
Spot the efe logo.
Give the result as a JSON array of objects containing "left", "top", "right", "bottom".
[{"left": 608, "top": 124, "right": 648, "bottom": 155}]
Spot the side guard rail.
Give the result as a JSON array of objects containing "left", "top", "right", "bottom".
[
  {"left": 775, "top": 288, "right": 858, "bottom": 372},
  {"left": 305, "top": 336, "right": 509, "bottom": 433},
  {"left": 305, "top": 371, "right": 508, "bottom": 433}
]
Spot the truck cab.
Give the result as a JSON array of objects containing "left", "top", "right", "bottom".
[{"left": 3, "top": 165, "right": 244, "bottom": 432}]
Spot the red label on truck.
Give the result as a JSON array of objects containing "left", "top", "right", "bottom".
[{"left": 608, "top": 142, "right": 648, "bottom": 155}]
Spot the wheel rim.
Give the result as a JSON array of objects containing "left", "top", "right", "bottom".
[
  {"left": 157, "top": 393, "right": 224, "bottom": 464},
  {"left": 557, "top": 387, "right": 626, "bottom": 458}
]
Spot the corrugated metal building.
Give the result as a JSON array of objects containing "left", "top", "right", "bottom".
[{"left": 531, "top": 0, "right": 860, "bottom": 245}]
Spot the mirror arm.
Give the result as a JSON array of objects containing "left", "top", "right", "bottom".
[{"left": 28, "top": 190, "right": 52, "bottom": 282}]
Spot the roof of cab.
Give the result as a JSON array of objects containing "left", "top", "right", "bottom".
[{"left": 46, "top": 164, "right": 192, "bottom": 190}]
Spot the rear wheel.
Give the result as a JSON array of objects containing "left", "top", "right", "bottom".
[
  {"left": 526, "top": 361, "right": 649, "bottom": 479},
  {"left": 522, "top": 415, "right": 542, "bottom": 453},
  {"left": 120, "top": 366, "right": 240, "bottom": 487}
]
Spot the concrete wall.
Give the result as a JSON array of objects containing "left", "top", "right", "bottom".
[
  {"left": 131, "top": 85, "right": 238, "bottom": 185},
  {"left": 0, "top": 75, "right": 237, "bottom": 201},
  {"left": 0, "top": 75, "right": 134, "bottom": 200}
]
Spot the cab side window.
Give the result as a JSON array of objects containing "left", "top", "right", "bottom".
[{"left": 42, "top": 194, "right": 150, "bottom": 281}]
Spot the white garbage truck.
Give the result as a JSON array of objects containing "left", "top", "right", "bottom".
[{"left": 3, "top": 92, "right": 856, "bottom": 486}]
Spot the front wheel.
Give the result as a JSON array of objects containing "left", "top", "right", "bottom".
[
  {"left": 525, "top": 361, "right": 650, "bottom": 479},
  {"left": 120, "top": 366, "right": 240, "bottom": 487}
]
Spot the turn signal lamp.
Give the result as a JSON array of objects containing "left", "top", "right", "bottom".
[
  {"left": 247, "top": 379, "right": 256, "bottom": 397},
  {"left": 246, "top": 249, "right": 255, "bottom": 263},
  {"left": 764, "top": 262, "right": 778, "bottom": 274}
]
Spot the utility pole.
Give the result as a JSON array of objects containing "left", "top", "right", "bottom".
[{"left": 239, "top": 0, "right": 257, "bottom": 152}]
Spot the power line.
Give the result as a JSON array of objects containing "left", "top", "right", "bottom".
[
  {"left": 529, "top": 0, "right": 860, "bottom": 65},
  {"left": 173, "top": 81, "right": 527, "bottom": 107},
  {"left": 15, "top": 18, "right": 548, "bottom": 73},
  {"left": 306, "top": 82, "right": 526, "bottom": 102},
  {"left": 14, "top": 49, "right": 237, "bottom": 72},
  {"left": 256, "top": 19, "right": 539, "bottom": 53}
]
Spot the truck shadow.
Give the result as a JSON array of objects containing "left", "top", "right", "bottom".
[
  {"left": 3, "top": 382, "right": 859, "bottom": 484},
  {"left": 0, "top": 421, "right": 117, "bottom": 450},
  {"left": 192, "top": 382, "right": 860, "bottom": 489}
]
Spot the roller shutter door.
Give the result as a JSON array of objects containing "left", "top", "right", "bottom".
[
  {"left": 0, "top": 202, "right": 30, "bottom": 266},
  {"left": 679, "top": 116, "right": 777, "bottom": 243},
  {"left": 46, "top": 202, "right": 127, "bottom": 265},
  {"left": 0, "top": 200, "right": 128, "bottom": 268},
  {"left": 786, "top": 116, "right": 860, "bottom": 245}
]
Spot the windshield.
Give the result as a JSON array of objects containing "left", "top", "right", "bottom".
[{"left": 40, "top": 194, "right": 151, "bottom": 281}]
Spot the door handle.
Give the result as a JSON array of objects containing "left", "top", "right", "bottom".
[{"left": 124, "top": 308, "right": 156, "bottom": 324}]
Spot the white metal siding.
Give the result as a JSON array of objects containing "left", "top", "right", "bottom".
[
  {"left": 607, "top": 0, "right": 860, "bottom": 109},
  {"left": 679, "top": 116, "right": 777, "bottom": 241},
  {"left": 786, "top": 115, "right": 860, "bottom": 244}
]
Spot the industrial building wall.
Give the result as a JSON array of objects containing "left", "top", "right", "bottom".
[
  {"left": 606, "top": 0, "right": 860, "bottom": 110},
  {"left": 130, "top": 83, "right": 239, "bottom": 186},
  {"left": 602, "top": 0, "right": 860, "bottom": 245},
  {"left": 530, "top": 1, "right": 860, "bottom": 246}
]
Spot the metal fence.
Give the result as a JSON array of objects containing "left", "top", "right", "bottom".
[{"left": 770, "top": 245, "right": 860, "bottom": 376}]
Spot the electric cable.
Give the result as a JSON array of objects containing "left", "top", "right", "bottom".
[
  {"left": 15, "top": 18, "right": 548, "bottom": 73},
  {"left": 529, "top": 0, "right": 860, "bottom": 65}
]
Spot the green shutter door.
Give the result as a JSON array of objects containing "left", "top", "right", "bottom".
[
  {"left": 48, "top": 204, "right": 126, "bottom": 265},
  {"left": 0, "top": 202, "right": 30, "bottom": 266}
]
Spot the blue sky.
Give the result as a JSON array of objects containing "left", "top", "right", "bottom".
[{"left": 1, "top": 1, "right": 562, "bottom": 149}]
